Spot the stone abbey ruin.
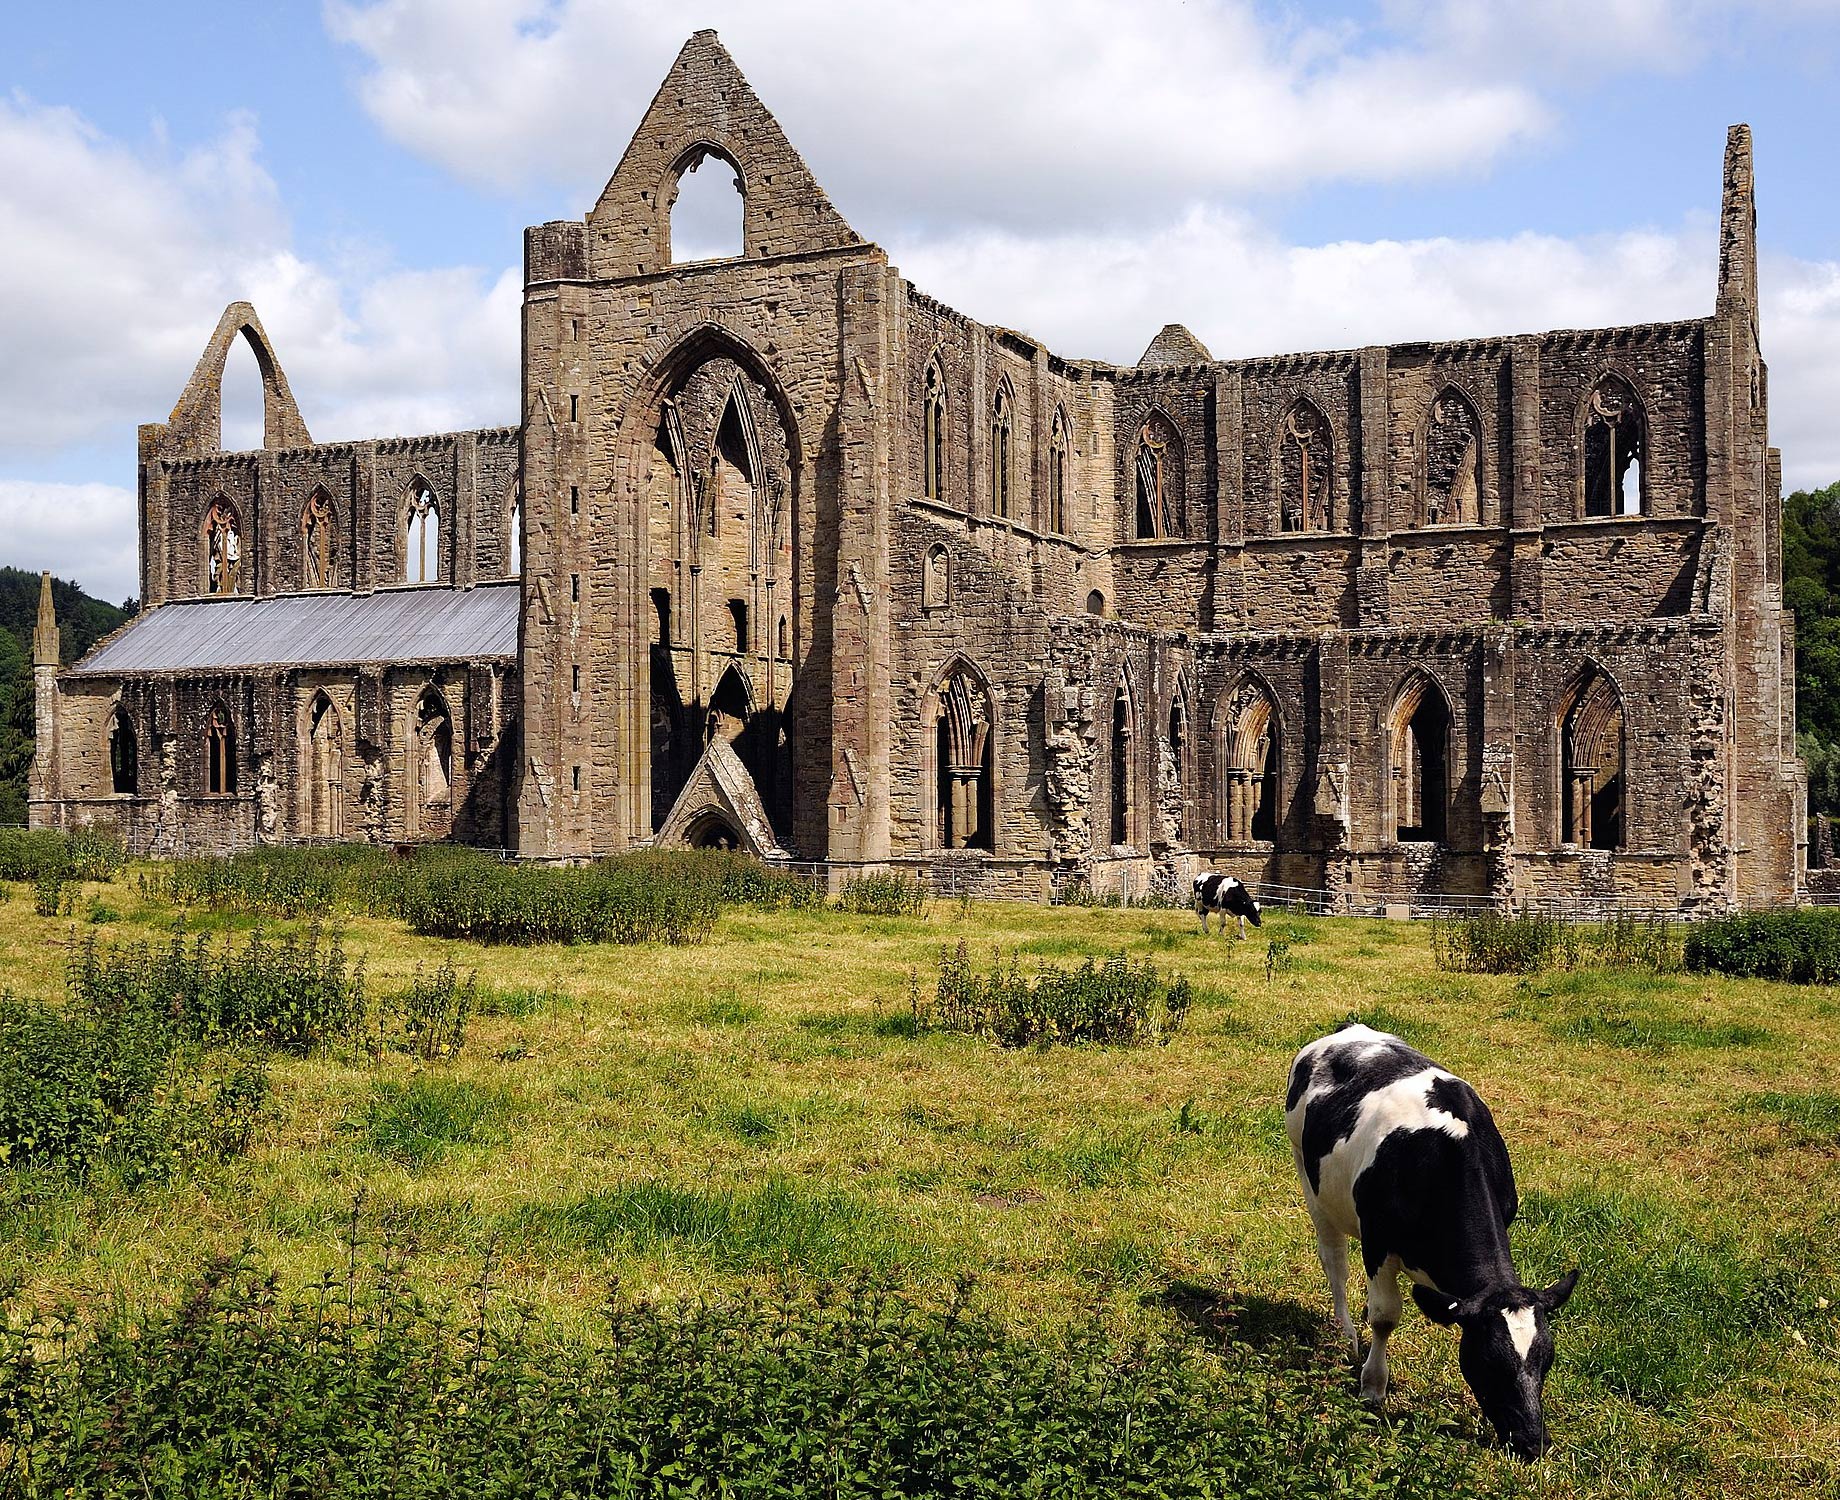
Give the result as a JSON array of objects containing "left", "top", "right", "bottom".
[{"left": 30, "top": 31, "right": 1805, "bottom": 910}]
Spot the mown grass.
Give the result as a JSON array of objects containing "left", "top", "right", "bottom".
[{"left": 0, "top": 873, "right": 1833, "bottom": 1497}]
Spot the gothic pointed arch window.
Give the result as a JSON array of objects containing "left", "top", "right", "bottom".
[
  {"left": 1221, "top": 677, "right": 1281, "bottom": 845},
  {"left": 202, "top": 498, "right": 243, "bottom": 595},
  {"left": 108, "top": 706, "right": 137, "bottom": 795},
  {"left": 923, "top": 358, "right": 948, "bottom": 503},
  {"left": 1422, "top": 388, "right": 1481, "bottom": 527},
  {"left": 301, "top": 488, "right": 335, "bottom": 588},
  {"left": 1280, "top": 402, "right": 1332, "bottom": 532},
  {"left": 409, "top": 688, "right": 453, "bottom": 838},
  {"left": 305, "top": 692, "right": 344, "bottom": 840},
  {"left": 403, "top": 480, "right": 443, "bottom": 584},
  {"left": 1110, "top": 678, "right": 1136, "bottom": 847},
  {"left": 1390, "top": 673, "right": 1451, "bottom": 842},
  {"left": 1047, "top": 407, "right": 1069, "bottom": 534},
  {"left": 1162, "top": 690, "right": 1190, "bottom": 845},
  {"left": 204, "top": 701, "right": 235, "bottom": 795},
  {"left": 990, "top": 380, "right": 1014, "bottom": 519},
  {"left": 930, "top": 663, "right": 995, "bottom": 851},
  {"left": 1560, "top": 668, "right": 1625, "bottom": 849},
  {"left": 1582, "top": 374, "right": 1645, "bottom": 517},
  {"left": 1134, "top": 414, "right": 1182, "bottom": 539}
]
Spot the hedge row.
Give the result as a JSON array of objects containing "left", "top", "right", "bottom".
[{"left": 1684, "top": 906, "right": 1840, "bottom": 984}]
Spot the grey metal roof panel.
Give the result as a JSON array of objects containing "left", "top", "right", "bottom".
[{"left": 70, "top": 583, "right": 520, "bottom": 675}]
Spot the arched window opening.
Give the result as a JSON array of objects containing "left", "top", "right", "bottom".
[
  {"left": 923, "top": 544, "right": 951, "bottom": 610},
  {"left": 1280, "top": 402, "right": 1332, "bottom": 532},
  {"left": 306, "top": 693, "right": 344, "bottom": 840},
  {"left": 707, "top": 664, "right": 752, "bottom": 746},
  {"left": 205, "top": 703, "right": 235, "bottom": 795},
  {"left": 1110, "top": 682, "right": 1135, "bottom": 847},
  {"left": 923, "top": 359, "right": 947, "bottom": 503},
  {"left": 990, "top": 382, "right": 1014, "bottom": 519},
  {"left": 777, "top": 614, "right": 790, "bottom": 659},
  {"left": 404, "top": 481, "right": 442, "bottom": 584},
  {"left": 301, "top": 488, "right": 335, "bottom": 588},
  {"left": 669, "top": 147, "right": 744, "bottom": 264},
  {"left": 202, "top": 498, "right": 242, "bottom": 595},
  {"left": 933, "top": 668, "right": 994, "bottom": 851},
  {"left": 507, "top": 496, "right": 522, "bottom": 576},
  {"left": 410, "top": 691, "right": 453, "bottom": 838},
  {"left": 1561, "top": 670, "right": 1625, "bottom": 850},
  {"left": 1391, "top": 675, "right": 1451, "bottom": 842},
  {"left": 219, "top": 330, "right": 265, "bottom": 453},
  {"left": 1163, "top": 696, "right": 1189, "bottom": 845},
  {"left": 108, "top": 707, "right": 137, "bottom": 795},
  {"left": 1422, "top": 389, "right": 1481, "bottom": 527},
  {"left": 1583, "top": 375, "right": 1645, "bottom": 518},
  {"left": 1134, "top": 414, "right": 1180, "bottom": 539},
  {"left": 1223, "top": 680, "right": 1280, "bottom": 844},
  {"left": 651, "top": 588, "right": 673, "bottom": 648},
  {"left": 1086, "top": 589, "right": 1106, "bottom": 617},
  {"left": 711, "top": 395, "right": 753, "bottom": 537},
  {"left": 1047, "top": 408, "right": 1069, "bottom": 534},
  {"left": 728, "top": 598, "right": 749, "bottom": 654}
]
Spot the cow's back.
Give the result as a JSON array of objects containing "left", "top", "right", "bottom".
[{"left": 1285, "top": 1024, "right": 1514, "bottom": 1259}]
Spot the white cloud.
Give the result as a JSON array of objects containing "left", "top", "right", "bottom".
[
  {"left": 0, "top": 482, "right": 139, "bottom": 605},
  {"left": 325, "top": 0, "right": 1551, "bottom": 233}
]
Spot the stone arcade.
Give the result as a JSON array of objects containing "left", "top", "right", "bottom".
[{"left": 31, "top": 32, "right": 1805, "bottom": 910}]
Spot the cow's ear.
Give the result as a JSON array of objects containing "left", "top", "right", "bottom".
[
  {"left": 1412, "top": 1286, "right": 1464, "bottom": 1325},
  {"left": 1539, "top": 1269, "right": 1580, "bottom": 1313}
]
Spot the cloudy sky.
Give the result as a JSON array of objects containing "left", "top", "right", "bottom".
[{"left": 5, "top": 0, "right": 1839, "bottom": 602}]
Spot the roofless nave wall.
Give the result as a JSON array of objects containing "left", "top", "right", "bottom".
[{"left": 31, "top": 31, "right": 1805, "bottom": 910}]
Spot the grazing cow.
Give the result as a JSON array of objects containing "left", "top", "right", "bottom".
[
  {"left": 1193, "top": 872, "right": 1261, "bottom": 937},
  {"left": 1284, "top": 1023, "right": 1579, "bottom": 1460}
]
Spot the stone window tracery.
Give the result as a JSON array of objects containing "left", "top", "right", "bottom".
[
  {"left": 301, "top": 488, "right": 335, "bottom": 588},
  {"left": 202, "top": 498, "right": 242, "bottom": 595},
  {"left": 989, "top": 381, "right": 1014, "bottom": 519},
  {"left": 205, "top": 702, "right": 235, "bottom": 795},
  {"left": 923, "top": 358, "right": 947, "bottom": 503},
  {"left": 409, "top": 689, "right": 453, "bottom": 838},
  {"left": 404, "top": 481, "right": 442, "bottom": 584},
  {"left": 931, "top": 666, "right": 994, "bottom": 851},
  {"left": 1221, "top": 678, "right": 1280, "bottom": 845},
  {"left": 1560, "top": 668, "right": 1625, "bottom": 850},
  {"left": 1047, "top": 408, "right": 1069, "bottom": 533},
  {"left": 1582, "top": 374, "right": 1645, "bottom": 518},
  {"left": 1134, "top": 414, "right": 1181, "bottom": 539},
  {"left": 1421, "top": 388, "right": 1481, "bottom": 527},
  {"left": 1279, "top": 402, "right": 1332, "bottom": 532}
]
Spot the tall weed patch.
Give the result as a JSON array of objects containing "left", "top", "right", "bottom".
[
  {"left": 1432, "top": 910, "right": 1677, "bottom": 975},
  {"left": 1684, "top": 907, "right": 1840, "bottom": 983},
  {"left": 0, "top": 825, "right": 124, "bottom": 885},
  {"left": 0, "top": 1250, "right": 1501, "bottom": 1499},
  {"left": 914, "top": 941, "right": 1192, "bottom": 1047}
]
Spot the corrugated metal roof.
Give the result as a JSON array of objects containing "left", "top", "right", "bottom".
[{"left": 71, "top": 583, "right": 520, "bottom": 675}]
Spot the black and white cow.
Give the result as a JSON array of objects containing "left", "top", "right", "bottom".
[
  {"left": 1284, "top": 1023, "right": 1579, "bottom": 1460},
  {"left": 1193, "top": 873, "right": 1262, "bottom": 937}
]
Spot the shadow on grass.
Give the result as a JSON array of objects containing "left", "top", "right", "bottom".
[{"left": 1147, "top": 1280, "right": 1331, "bottom": 1369}]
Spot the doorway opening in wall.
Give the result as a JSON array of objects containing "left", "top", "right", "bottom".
[
  {"left": 685, "top": 810, "right": 743, "bottom": 851},
  {"left": 1392, "top": 681, "right": 1450, "bottom": 843}
]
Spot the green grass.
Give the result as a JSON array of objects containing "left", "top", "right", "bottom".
[{"left": 0, "top": 873, "right": 1835, "bottom": 1498}]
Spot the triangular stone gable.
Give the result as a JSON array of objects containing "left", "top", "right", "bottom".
[
  {"left": 587, "top": 30, "right": 864, "bottom": 278},
  {"left": 654, "top": 735, "right": 788, "bottom": 858},
  {"left": 1137, "top": 324, "right": 1212, "bottom": 369},
  {"left": 159, "top": 302, "right": 312, "bottom": 456}
]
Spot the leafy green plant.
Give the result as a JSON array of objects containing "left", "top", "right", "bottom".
[
  {"left": 377, "top": 960, "right": 474, "bottom": 1062},
  {"left": 0, "top": 825, "right": 124, "bottom": 885},
  {"left": 833, "top": 869, "right": 928, "bottom": 916},
  {"left": 1684, "top": 907, "right": 1840, "bottom": 984},
  {"left": 917, "top": 941, "right": 1191, "bottom": 1047}
]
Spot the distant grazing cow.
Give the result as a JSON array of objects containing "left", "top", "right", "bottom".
[
  {"left": 1284, "top": 1023, "right": 1579, "bottom": 1460},
  {"left": 1193, "top": 873, "right": 1261, "bottom": 937}
]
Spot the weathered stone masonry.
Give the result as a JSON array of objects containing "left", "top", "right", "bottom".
[{"left": 34, "top": 32, "right": 1803, "bottom": 909}]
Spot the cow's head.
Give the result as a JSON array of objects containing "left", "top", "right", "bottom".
[
  {"left": 1245, "top": 896, "right": 1262, "bottom": 927},
  {"left": 1414, "top": 1271, "right": 1579, "bottom": 1460}
]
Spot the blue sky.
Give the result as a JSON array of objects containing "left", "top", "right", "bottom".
[{"left": 4, "top": 0, "right": 1838, "bottom": 601}]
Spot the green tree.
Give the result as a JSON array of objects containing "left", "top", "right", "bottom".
[{"left": 1785, "top": 480, "right": 1840, "bottom": 817}]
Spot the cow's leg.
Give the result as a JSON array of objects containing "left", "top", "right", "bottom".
[
  {"left": 1236, "top": 913, "right": 1247, "bottom": 940},
  {"left": 1196, "top": 903, "right": 1208, "bottom": 934},
  {"left": 1313, "top": 1228, "right": 1358, "bottom": 1357},
  {"left": 1360, "top": 1257, "right": 1404, "bottom": 1401}
]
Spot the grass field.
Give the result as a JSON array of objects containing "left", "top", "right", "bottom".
[{"left": 1, "top": 871, "right": 1837, "bottom": 1497}]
